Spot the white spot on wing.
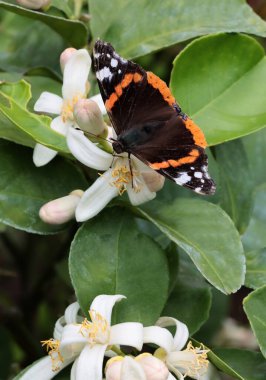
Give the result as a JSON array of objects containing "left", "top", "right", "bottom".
[
  {"left": 96, "top": 66, "right": 113, "bottom": 81},
  {"left": 175, "top": 173, "right": 191, "bottom": 185},
  {"left": 118, "top": 69, "right": 122, "bottom": 74},
  {"left": 107, "top": 53, "right": 111, "bottom": 58},
  {"left": 111, "top": 58, "right": 118, "bottom": 67},
  {"left": 194, "top": 171, "right": 203, "bottom": 178},
  {"left": 195, "top": 187, "right": 202, "bottom": 193}
]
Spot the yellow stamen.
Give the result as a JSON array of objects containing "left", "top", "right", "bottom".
[
  {"left": 79, "top": 310, "right": 110, "bottom": 346},
  {"left": 109, "top": 159, "right": 142, "bottom": 195},
  {"left": 180, "top": 341, "right": 209, "bottom": 379},
  {"left": 41, "top": 338, "right": 63, "bottom": 371},
  {"left": 61, "top": 93, "right": 84, "bottom": 123}
]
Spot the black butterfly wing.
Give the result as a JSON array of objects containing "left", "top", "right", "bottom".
[{"left": 93, "top": 40, "right": 216, "bottom": 195}]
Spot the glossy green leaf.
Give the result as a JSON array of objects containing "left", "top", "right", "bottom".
[
  {"left": 0, "top": 1, "right": 87, "bottom": 48},
  {"left": 0, "top": 140, "right": 87, "bottom": 234},
  {"left": 242, "top": 184, "right": 266, "bottom": 251},
  {"left": 243, "top": 286, "right": 266, "bottom": 358},
  {"left": 0, "top": 10, "right": 66, "bottom": 73},
  {"left": 243, "top": 128, "right": 266, "bottom": 187},
  {"left": 170, "top": 34, "right": 266, "bottom": 146},
  {"left": 137, "top": 198, "right": 245, "bottom": 294},
  {"left": 163, "top": 252, "right": 212, "bottom": 334},
  {"left": 245, "top": 249, "right": 266, "bottom": 289},
  {"left": 215, "top": 140, "right": 253, "bottom": 234},
  {"left": 0, "top": 80, "right": 69, "bottom": 152},
  {"left": 89, "top": 0, "right": 266, "bottom": 58},
  {"left": 69, "top": 208, "right": 169, "bottom": 325},
  {"left": 211, "top": 348, "right": 266, "bottom": 380}
]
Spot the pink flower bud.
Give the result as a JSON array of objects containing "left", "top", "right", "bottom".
[
  {"left": 141, "top": 171, "right": 165, "bottom": 192},
  {"left": 136, "top": 353, "right": 169, "bottom": 380},
  {"left": 17, "top": 0, "right": 50, "bottom": 9},
  {"left": 74, "top": 99, "right": 106, "bottom": 135},
  {"left": 60, "top": 48, "right": 77, "bottom": 72},
  {"left": 39, "top": 190, "right": 83, "bottom": 225},
  {"left": 105, "top": 356, "right": 123, "bottom": 380}
]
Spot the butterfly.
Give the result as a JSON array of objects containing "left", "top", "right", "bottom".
[{"left": 93, "top": 40, "right": 216, "bottom": 195}]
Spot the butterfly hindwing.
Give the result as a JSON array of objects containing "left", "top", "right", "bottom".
[{"left": 93, "top": 40, "right": 216, "bottom": 195}]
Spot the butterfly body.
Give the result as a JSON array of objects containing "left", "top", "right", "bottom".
[{"left": 93, "top": 40, "right": 216, "bottom": 195}]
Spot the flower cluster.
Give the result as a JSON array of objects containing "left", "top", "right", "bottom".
[
  {"left": 19, "top": 295, "right": 209, "bottom": 380},
  {"left": 34, "top": 48, "right": 164, "bottom": 224}
]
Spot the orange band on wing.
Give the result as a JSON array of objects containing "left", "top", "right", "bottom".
[
  {"left": 105, "top": 73, "right": 143, "bottom": 111},
  {"left": 149, "top": 149, "right": 199, "bottom": 170},
  {"left": 147, "top": 72, "right": 175, "bottom": 106},
  {"left": 184, "top": 118, "right": 207, "bottom": 148}
]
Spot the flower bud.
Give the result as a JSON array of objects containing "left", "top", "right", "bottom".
[
  {"left": 17, "top": 0, "right": 50, "bottom": 9},
  {"left": 141, "top": 171, "right": 165, "bottom": 192},
  {"left": 105, "top": 356, "right": 123, "bottom": 380},
  {"left": 136, "top": 353, "right": 169, "bottom": 380},
  {"left": 60, "top": 48, "right": 77, "bottom": 72},
  {"left": 39, "top": 190, "right": 83, "bottom": 225},
  {"left": 74, "top": 99, "right": 106, "bottom": 136}
]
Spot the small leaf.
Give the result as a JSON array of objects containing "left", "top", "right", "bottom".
[
  {"left": 243, "top": 285, "right": 266, "bottom": 358},
  {"left": 170, "top": 34, "right": 266, "bottom": 145},
  {"left": 69, "top": 208, "right": 169, "bottom": 325},
  {"left": 0, "top": 140, "right": 87, "bottom": 234},
  {"left": 90, "top": 0, "right": 266, "bottom": 58},
  {"left": 245, "top": 249, "right": 266, "bottom": 289},
  {"left": 0, "top": 1, "right": 87, "bottom": 48},
  {"left": 0, "top": 80, "right": 68, "bottom": 152},
  {"left": 137, "top": 198, "right": 245, "bottom": 294},
  {"left": 242, "top": 184, "right": 266, "bottom": 251},
  {"left": 212, "top": 348, "right": 266, "bottom": 380},
  {"left": 215, "top": 139, "right": 253, "bottom": 234},
  {"left": 163, "top": 252, "right": 212, "bottom": 335}
]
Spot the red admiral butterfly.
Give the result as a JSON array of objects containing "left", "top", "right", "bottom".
[{"left": 93, "top": 40, "right": 216, "bottom": 195}]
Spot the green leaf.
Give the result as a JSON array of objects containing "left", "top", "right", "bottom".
[
  {"left": 89, "top": 0, "right": 266, "bottom": 58},
  {"left": 163, "top": 252, "right": 212, "bottom": 335},
  {"left": 170, "top": 34, "right": 266, "bottom": 146},
  {"left": 136, "top": 198, "right": 245, "bottom": 294},
  {"left": 0, "top": 80, "right": 69, "bottom": 152},
  {"left": 243, "top": 286, "right": 266, "bottom": 358},
  {"left": 0, "top": 1, "right": 87, "bottom": 48},
  {"left": 215, "top": 140, "right": 253, "bottom": 234},
  {"left": 242, "top": 184, "right": 266, "bottom": 251},
  {"left": 0, "top": 10, "right": 66, "bottom": 73},
  {"left": 245, "top": 249, "right": 266, "bottom": 289},
  {"left": 213, "top": 348, "right": 266, "bottom": 380},
  {"left": 0, "top": 140, "right": 87, "bottom": 234},
  {"left": 69, "top": 208, "right": 169, "bottom": 325}
]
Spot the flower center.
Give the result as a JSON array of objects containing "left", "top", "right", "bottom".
[
  {"left": 41, "top": 338, "right": 63, "bottom": 371},
  {"left": 79, "top": 310, "right": 110, "bottom": 346},
  {"left": 110, "top": 158, "right": 142, "bottom": 195},
  {"left": 61, "top": 93, "right": 83, "bottom": 123}
]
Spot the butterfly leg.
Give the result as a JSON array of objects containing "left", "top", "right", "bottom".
[{"left": 128, "top": 153, "right": 134, "bottom": 189}]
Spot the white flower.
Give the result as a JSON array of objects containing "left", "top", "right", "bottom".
[
  {"left": 19, "top": 295, "right": 143, "bottom": 380},
  {"left": 67, "top": 128, "right": 165, "bottom": 222},
  {"left": 143, "top": 317, "right": 209, "bottom": 380},
  {"left": 39, "top": 189, "right": 84, "bottom": 225},
  {"left": 33, "top": 48, "right": 106, "bottom": 167},
  {"left": 106, "top": 354, "right": 170, "bottom": 380}
]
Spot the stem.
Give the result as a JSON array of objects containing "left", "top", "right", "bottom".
[
  {"left": 74, "top": 0, "right": 83, "bottom": 19},
  {"left": 109, "top": 345, "right": 125, "bottom": 357}
]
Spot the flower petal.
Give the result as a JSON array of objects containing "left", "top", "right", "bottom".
[
  {"left": 89, "top": 93, "right": 107, "bottom": 115},
  {"left": 143, "top": 326, "right": 174, "bottom": 354},
  {"left": 156, "top": 317, "right": 189, "bottom": 351},
  {"left": 67, "top": 128, "right": 112, "bottom": 170},
  {"left": 75, "top": 170, "right": 119, "bottom": 222},
  {"left": 19, "top": 356, "right": 72, "bottom": 380},
  {"left": 60, "top": 324, "right": 87, "bottom": 359},
  {"left": 110, "top": 322, "right": 143, "bottom": 351},
  {"left": 54, "top": 317, "right": 65, "bottom": 340},
  {"left": 51, "top": 116, "right": 70, "bottom": 136},
  {"left": 74, "top": 344, "right": 107, "bottom": 380},
  {"left": 62, "top": 49, "right": 91, "bottom": 100},
  {"left": 34, "top": 92, "right": 63, "bottom": 114},
  {"left": 33, "top": 143, "right": 57, "bottom": 167},
  {"left": 126, "top": 179, "right": 156, "bottom": 206},
  {"left": 90, "top": 295, "right": 126, "bottom": 325},
  {"left": 64, "top": 302, "right": 81, "bottom": 324},
  {"left": 121, "top": 357, "right": 146, "bottom": 380},
  {"left": 167, "top": 372, "right": 181, "bottom": 380}
]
